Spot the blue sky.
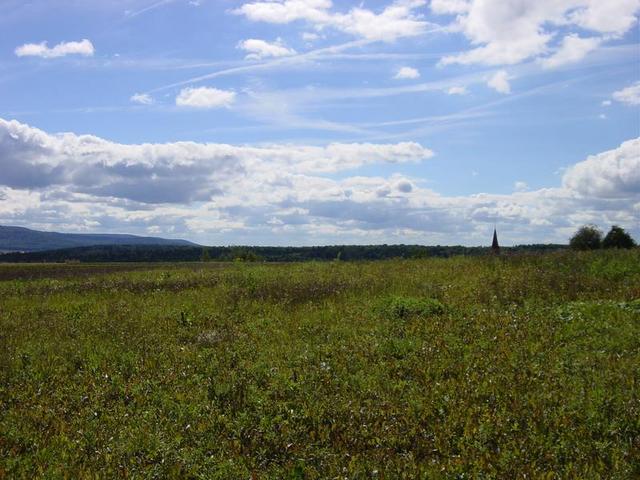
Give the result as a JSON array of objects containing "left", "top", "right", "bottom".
[{"left": 1, "top": 0, "right": 639, "bottom": 246}]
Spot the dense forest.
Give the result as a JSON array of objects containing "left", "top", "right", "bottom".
[{"left": 0, "top": 243, "right": 567, "bottom": 263}]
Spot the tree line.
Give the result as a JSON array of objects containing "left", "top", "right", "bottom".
[
  {"left": 1, "top": 226, "right": 633, "bottom": 263},
  {"left": 0, "top": 243, "right": 566, "bottom": 263}
]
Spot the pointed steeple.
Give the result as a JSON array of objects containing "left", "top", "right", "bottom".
[{"left": 491, "top": 228, "right": 500, "bottom": 254}]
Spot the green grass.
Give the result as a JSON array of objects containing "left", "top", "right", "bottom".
[{"left": 1, "top": 250, "right": 639, "bottom": 478}]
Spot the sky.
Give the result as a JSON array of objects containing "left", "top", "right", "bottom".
[{"left": 0, "top": 0, "right": 639, "bottom": 246}]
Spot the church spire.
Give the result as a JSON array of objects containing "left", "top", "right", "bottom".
[{"left": 491, "top": 228, "right": 500, "bottom": 254}]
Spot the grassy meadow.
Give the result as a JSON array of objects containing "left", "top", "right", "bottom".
[{"left": 1, "top": 250, "right": 639, "bottom": 478}]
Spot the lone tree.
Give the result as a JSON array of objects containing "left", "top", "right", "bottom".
[
  {"left": 569, "top": 224, "right": 602, "bottom": 250},
  {"left": 603, "top": 225, "right": 636, "bottom": 249}
]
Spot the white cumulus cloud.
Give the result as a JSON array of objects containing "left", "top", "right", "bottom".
[
  {"left": 514, "top": 181, "right": 529, "bottom": 192},
  {"left": 1, "top": 118, "right": 638, "bottom": 245},
  {"left": 435, "top": 0, "right": 639, "bottom": 67},
  {"left": 447, "top": 86, "right": 468, "bottom": 95},
  {"left": 487, "top": 70, "right": 511, "bottom": 94},
  {"left": 238, "top": 38, "right": 296, "bottom": 60},
  {"left": 563, "top": 138, "right": 640, "bottom": 198},
  {"left": 176, "top": 87, "right": 236, "bottom": 109},
  {"left": 430, "top": 0, "right": 469, "bottom": 15},
  {"left": 394, "top": 66, "right": 420, "bottom": 80},
  {"left": 15, "top": 39, "right": 95, "bottom": 59},
  {"left": 612, "top": 81, "right": 640, "bottom": 106},
  {"left": 0, "top": 118, "right": 432, "bottom": 204},
  {"left": 540, "top": 34, "right": 602, "bottom": 69},
  {"left": 302, "top": 32, "right": 321, "bottom": 41},
  {"left": 234, "top": 0, "right": 429, "bottom": 42}
]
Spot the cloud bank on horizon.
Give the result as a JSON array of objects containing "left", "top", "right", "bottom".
[
  {"left": 1, "top": 0, "right": 639, "bottom": 245},
  {"left": 1, "top": 118, "right": 638, "bottom": 246}
]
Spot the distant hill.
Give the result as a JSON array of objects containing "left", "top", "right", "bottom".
[
  {"left": 0, "top": 225, "right": 198, "bottom": 253},
  {"left": 0, "top": 243, "right": 568, "bottom": 263}
]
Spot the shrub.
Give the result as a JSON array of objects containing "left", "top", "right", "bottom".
[
  {"left": 224, "top": 247, "right": 263, "bottom": 262},
  {"left": 620, "top": 299, "right": 640, "bottom": 313},
  {"left": 569, "top": 225, "right": 602, "bottom": 250},
  {"left": 602, "top": 225, "right": 636, "bottom": 249},
  {"left": 378, "top": 295, "right": 445, "bottom": 320}
]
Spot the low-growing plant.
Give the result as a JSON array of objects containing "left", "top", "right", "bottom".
[
  {"left": 376, "top": 295, "right": 446, "bottom": 319},
  {"left": 0, "top": 250, "right": 638, "bottom": 478}
]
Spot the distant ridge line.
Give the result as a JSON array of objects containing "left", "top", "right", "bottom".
[{"left": 0, "top": 225, "right": 198, "bottom": 253}]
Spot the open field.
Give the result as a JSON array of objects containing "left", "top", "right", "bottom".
[
  {"left": 1, "top": 251, "right": 639, "bottom": 478},
  {"left": 0, "top": 262, "right": 227, "bottom": 282}
]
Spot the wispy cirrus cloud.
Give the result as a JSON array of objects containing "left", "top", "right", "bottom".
[
  {"left": 124, "top": 0, "right": 184, "bottom": 18},
  {"left": 130, "top": 93, "right": 154, "bottom": 105},
  {"left": 145, "top": 38, "right": 374, "bottom": 93}
]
